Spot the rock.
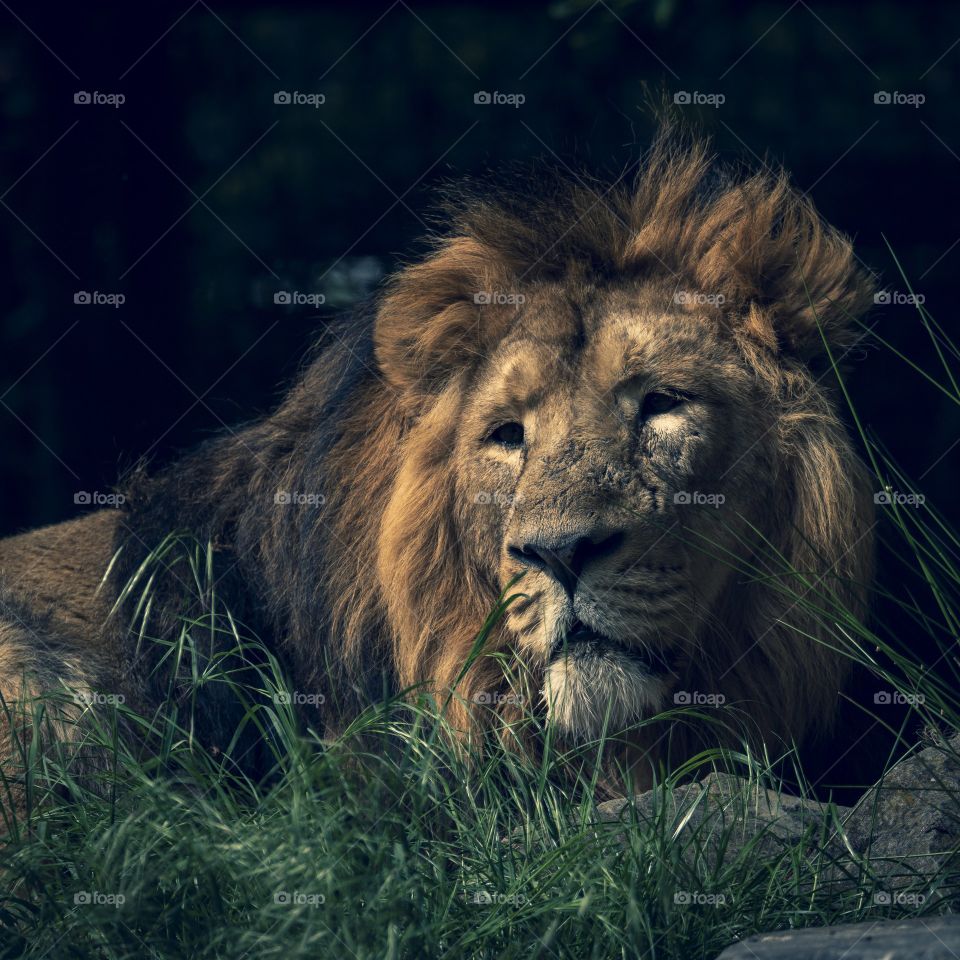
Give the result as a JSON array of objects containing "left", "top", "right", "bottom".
[
  {"left": 503, "top": 734, "right": 960, "bottom": 911},
  {"left": 715, "top": 916, "right": 960, "bottom": 959},
  {"left": 590, "top": 737, "right": 960, "bottom": 885},
  {"left": 583, "top": 740, "right": 960, "bottom": 957},
  {"left": 840, "top": 735, "right": 960, "bottom": 883},
  {"left": 596, "top": 771, "right": 842, "bottom": 865}
]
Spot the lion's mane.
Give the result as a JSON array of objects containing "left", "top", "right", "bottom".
[{"left": 113, "top": 126, "right": 875, "bottom": 773}]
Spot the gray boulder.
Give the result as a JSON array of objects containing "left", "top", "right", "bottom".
[
  {"left": 596, "top": 771, "right": 842, "bottom": 864},
  {"left": 715, "top": 916, "right": 960, "bottom": 959},
  {"left": 595, "top": 737, "right": 960, "bottom": 885},
  {"left": 840, "top": 735, "right": 960, "bottom": 882}
]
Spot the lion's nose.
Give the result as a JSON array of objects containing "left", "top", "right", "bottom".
[{"left": 508, "top": 530, "right": 625, "bottom": 596}]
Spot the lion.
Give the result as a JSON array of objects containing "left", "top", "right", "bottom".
[{"left": 0, "top": 126, "right": 875, "bottom": 808}]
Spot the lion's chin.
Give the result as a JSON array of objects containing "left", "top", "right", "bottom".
[{"left": 542, "top": 640, "right": 670, "bottom": 740}]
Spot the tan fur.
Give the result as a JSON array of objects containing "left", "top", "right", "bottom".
[{"left": 0, "top": 512, "right": 124, "bottom": 826}]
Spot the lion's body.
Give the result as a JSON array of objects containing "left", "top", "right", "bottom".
[
  {"left": 0, "top": 127, "right": 876, "bottom": 804},
  {"left": 0, "top": 512, "right": 121, "bottom": 704}
]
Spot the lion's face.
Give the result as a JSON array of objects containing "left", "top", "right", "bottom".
[
  {"left": 368, "top": 132, "right": 874, "bottom": 765},
  {"left": 455, "top": 282, "right": 775, "bottom": 738}
]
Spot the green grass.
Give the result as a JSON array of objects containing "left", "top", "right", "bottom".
[
  {"left": 2, "top": 265, "right": 960, "bottom": 959},
  {"left": 1, "top": 626, "right": 954, "bottom": 960}
]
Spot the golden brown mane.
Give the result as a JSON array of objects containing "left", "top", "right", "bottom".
[{"left": 316, "top": 124, "right": 875, "bottom": 767}]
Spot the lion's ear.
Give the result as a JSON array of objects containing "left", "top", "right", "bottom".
[
  {"left": 374, "top": 237, "right": 513, "bottom": 404},
  {"left": 696, "top": 178, "right": 876, "bottom": 365}
]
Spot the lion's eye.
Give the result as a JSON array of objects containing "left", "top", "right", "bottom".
[
  {"left": 486, "top": 422, "right": 525, "bottom": 448},
  {"left": 641, "top": 391, "right": 684, "bottom": 419}
]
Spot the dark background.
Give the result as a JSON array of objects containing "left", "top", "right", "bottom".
[
  {"left": 1, "top": 1, "right": 958, "bottom": 790},
  {"left": 2, "top": 0, "right": 957, "bottom": 530}
]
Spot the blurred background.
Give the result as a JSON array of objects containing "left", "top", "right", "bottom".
[
  {"left": 2, "top": 0, "right": 957, "bottom": 530},
  {"left": 1, "top": 1, "right": 958, "bottom": 789}
]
